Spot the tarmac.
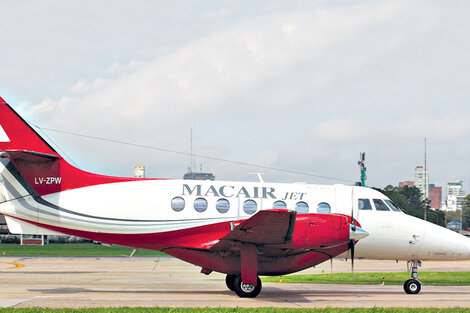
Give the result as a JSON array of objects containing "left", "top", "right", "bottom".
[{"left": 0, "top": 256, "right": 469, "bottom": 308}]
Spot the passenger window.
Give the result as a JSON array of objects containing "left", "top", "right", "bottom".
[
  {"left": 243, "top": 200, "right": 257, "bottom": 215},
  {"left": 194, "top": 198, "right": 208, "bottom": 212},
  {"left": 317, "top": 202, "right": 331, "bottom": 214},
  {"left": 385, "top": 200, "right": 401, "bottom": 212},
  {"left": 373, "top": 199, "right": 390, "bottom": 211},
  {"left": 358, "top": 199, "right": 372, "bottom": 210},
  {"left": 171, "top": 197, "right": 185, "bottom": 212},
  {"left": 216, "top": 199, "right": 230, "bottom": 213},
  {"left": 273, "top": 200, "right": 287, "bottom": 210},
  {"left": 295, "top": 201, "right": 309, "bottom": 213}
]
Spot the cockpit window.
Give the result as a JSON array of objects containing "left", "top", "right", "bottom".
[
  {"left": 358, "top": 198, "right": 372, "bottom": 210},
  {"left": 385, "top": 199, "right": 401, "bottom": 212},
  {"left": 373, "top": 199, "right": 390, "bottom": 211}
]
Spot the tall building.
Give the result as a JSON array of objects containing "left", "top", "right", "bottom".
[
  {"left": 446, "top": 180, "right": 464, "bottom": 211},
  {"left": 414, "top": 166, "right": 428, "bottom": 199},
  {"left": 399, "top": 181, "right": 414, "bottom": 188},
  {"left": 428, "top": 184, "right": 442, "bottom": 210},
  {"left": 445, "top": 195, "right": 458, "bottom": 211}
]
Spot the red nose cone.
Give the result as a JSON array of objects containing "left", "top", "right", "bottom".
[{"left": 0, "top": 96, "right": 5, "bottom": 103}]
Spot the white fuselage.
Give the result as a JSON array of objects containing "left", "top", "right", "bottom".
[{"left": 1, "top": 163, "right": 470, "bottom": 262}]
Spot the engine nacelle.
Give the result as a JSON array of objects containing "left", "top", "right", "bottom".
[{"left": 291, "top": 213, "right": 350, "bottom": 249}]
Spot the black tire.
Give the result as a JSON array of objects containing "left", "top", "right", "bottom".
[
  {"left": 233, "top": 275, "right": 262, "bottom": 298},
  {"left": 225, "top": 274, "right": 237, "bottom": 291},
  {"left": 404, "top": 279, "right": 421, "bottom": 294}
]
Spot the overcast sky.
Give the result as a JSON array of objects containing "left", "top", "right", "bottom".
[{"left": 1, "top": 0, "right": 469, "bottom": 192}]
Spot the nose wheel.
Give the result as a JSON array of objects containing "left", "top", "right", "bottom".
[
  {"left": 226, "top": 274, "right": 262, "bottom": 298},
  {"left": 404, "top": 260, "right": 422, "bottom": 294},
  {"left": 404, "top": 279, "right": 421, "bottom": 294}
]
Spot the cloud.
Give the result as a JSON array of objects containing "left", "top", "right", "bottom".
[
  {"left": 29, "top": 1, "right": 414, "bottom": 124},
  {"left": 310, "top": 112, "right": 470, "bottom": 144},
  {"left": 3, "top": 1, "right": 470, "bottom": 189}
]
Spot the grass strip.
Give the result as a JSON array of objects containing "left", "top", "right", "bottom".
[
  {"left": 0, "top": 243, "right": 166, "bottom": 256},
  {"left": 0, "top": 308, "right": 470, "bottom": 313},
  {"left": 0, "top": 309, "right": 470, "bottom": 313},
  {"left": 262, "top": 271, "right": 470, "bottom": 286}
]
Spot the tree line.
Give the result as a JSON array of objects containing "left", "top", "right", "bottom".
[{"left": 373, "top": 185, "right": 470, "bottom": 229}]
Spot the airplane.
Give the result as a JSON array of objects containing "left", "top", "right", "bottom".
[{"left": 0, "top": 96, "right": 469, "bottom": 298}]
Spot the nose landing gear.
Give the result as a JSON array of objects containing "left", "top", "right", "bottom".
[
  {"left": 226, "top": 274, "right": 262, "bottom": 298},
  {"left": 404, "top": 260, "right": 422, "bottom": 294}
]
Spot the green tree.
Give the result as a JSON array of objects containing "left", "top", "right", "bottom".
[
  {"left": 445, "top": 209, "right": 461, "bottom": 223},
  {"left": 462, "top": 195, "right": 470, "bottom": 230},
  {"left": 374, "top": 185, "right": 445, "bottom": 226}
]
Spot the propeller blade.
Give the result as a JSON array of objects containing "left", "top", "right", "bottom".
[{"left": 351, "top": 240, "right": 355, "bottom": 277}]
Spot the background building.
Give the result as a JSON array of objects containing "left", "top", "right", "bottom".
[
  {"left": 428, "top": 184, "right": 442, "bottom": 210},
  {"left": 183, "top": 168, "right": 215, "bottom": 180},
  {"left": 134, "top": 165, "right": 145, "bottom": 178},
  {"left": 414, "top": 166, "right": 428, "bottom": 200},
  {"left": 446, "top": 180, "right": 465, "bottom": 211},
  {"left": 399, "top": 181, "right": 414, "bottom": 188},
  {"left": 446, "top": 220, "right": 461, "bottom": 232}
]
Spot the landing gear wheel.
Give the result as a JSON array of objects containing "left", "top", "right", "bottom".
[
  {"left": 225, "top": 274, "right": 237, "bottom": 291},
  {"left": 233, "top": 275, "right": 262, "bottom": 298},
  {"left": 404, "top": 279, "right": 421, "bottom": 294}
]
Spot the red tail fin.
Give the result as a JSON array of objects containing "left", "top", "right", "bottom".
[
  {"left": 0, "top": 96, "right": 58, "bottom": 155},
  {"left": 0, "top": 96, "right": 146, "bottom": 196}
]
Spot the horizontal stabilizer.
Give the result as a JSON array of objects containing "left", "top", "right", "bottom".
[
  {"left": 5, "top": 216, "right": 65, "bottom": 235},
  {"left": 0, "top": 150, "right": 59, "bottom": 162}
]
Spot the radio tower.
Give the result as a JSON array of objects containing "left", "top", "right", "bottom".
[
  {"left": 424, "top": 138, "right": 427, "bottom": 221},
  {"left": 358, "top": 152, "right": 367, "bottom": 186}
]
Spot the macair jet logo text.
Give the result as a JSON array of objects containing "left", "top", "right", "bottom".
[
  {"left": 34, "top": 177, "right": 62, "bottom": 185},
  {"left": 182, "top": 184, "right": 277, "bottom": 199},
  {"left": 0, "top": 124, "right": 10, "bottom": 142}
]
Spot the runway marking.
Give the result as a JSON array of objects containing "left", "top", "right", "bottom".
[{"left": 0, "top": 262, "right": 24, "bottom": 269}]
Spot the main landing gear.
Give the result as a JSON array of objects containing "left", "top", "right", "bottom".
[
  {"left": 226, "top": 274, "right": 262, "bottom": 298},
  {"left": 403, "top": 260, "right": 422, "bottom": 294}
]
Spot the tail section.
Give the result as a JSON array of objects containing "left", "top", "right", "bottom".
[
  {"left": 0, "top": 96, "right": 57, "bottom": 155},
  {"left": 0, "top": 96, "right": 144, "bottom": 198}
]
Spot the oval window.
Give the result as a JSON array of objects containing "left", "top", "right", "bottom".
[
  {"left": 295, "top": 201, "right": 309, "bottom": 213},
  {"left": 317, "top": 202, "right": 331, "bottom": 214},
  {"left": 243, "top": 200, "right": 257, "bottom": 215},
  {"left": 273, "top": 200, "right": 287, "bottom": 210},
  {"left": 171, "top": 197, "right": 185, "bottom": 212},
  {"left": 216, "top": 198, "right": 230, "bottom": 213},
  {"left": 194, "top": 198, "right": 208, "bottom": 212}
]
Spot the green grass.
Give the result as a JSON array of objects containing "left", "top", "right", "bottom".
[
  {"left": 0, "top": 309, "right": 469, "bottom": 313},
  {"left": 0, "top": 243, "right": 166, "bottom": 256},
  {"left": 263, "top": 271, "right": 470, "bottom": 286}
]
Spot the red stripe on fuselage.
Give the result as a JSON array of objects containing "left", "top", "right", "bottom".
[
  {"left": 6, "top": 215, "right": 232, "bottom": 251},
  {"left": 5, "top": 213, "right": 354, "bottom": 275}
]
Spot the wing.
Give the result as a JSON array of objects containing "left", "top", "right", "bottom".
[{"left": 210, "top": 209, "right": 296, "bottom": 251}]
